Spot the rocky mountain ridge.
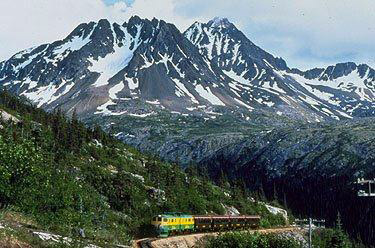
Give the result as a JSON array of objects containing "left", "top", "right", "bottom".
[{"left": 1, "top": 16, "right": 375, "bottom": 122}]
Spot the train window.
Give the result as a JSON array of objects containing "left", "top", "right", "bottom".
[
  {"left": 158, "top": 217, "right": 162, "bottom": 221},
  {"left": 152, "top": 217, "right": 156, "bottom": 221}
]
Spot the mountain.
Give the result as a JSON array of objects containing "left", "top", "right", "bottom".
[
  {"left": 184, "top": 18, "right": 375, "bottom": 120},
  {"left": 196, "top": 117, "right": 375, "bottom": 244},
  {"left": 1, "top": 15, "right": 375, "bottom": 245},
  {"left": 0, "top": 16, "right": 255, "bottom": 119},
  {"left": 1, "top": 16, "right": 375, "bottom": 122}
]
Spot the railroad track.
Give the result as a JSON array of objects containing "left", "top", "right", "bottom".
[
  {"left": 134, "top": 227, "right": 301, "bottom": 248},
  {"left": 135, "top": 238, "right": 157, "bottom": 248}
]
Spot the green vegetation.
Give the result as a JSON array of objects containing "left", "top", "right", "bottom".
[
  {"left": 200, "top": 225, "right": 365, "bottom": 248},
  {"left": 0, "top": 91, "right": 286, "bottom": 246},
  {"left": 312, "top": 215, "right": 365, "bottom": 248},
  {"left": 201, "top": 232, "right": 301, "bottom": 248},
  {"left": 312, "top": 228, "right": 363, "bottom": 248}
]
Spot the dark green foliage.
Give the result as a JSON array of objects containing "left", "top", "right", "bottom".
[
  {"left": 202, "top": 232, "right": 301, "bottom": 248},
  {"left": 0, "top": 91, "right": 286, "bottom": 245},
  {"left": 312, "top": 214, "right": 365, "bottom": 248},
  {"left": 312, "top": 228, "right": 364, "bottom": 248}
]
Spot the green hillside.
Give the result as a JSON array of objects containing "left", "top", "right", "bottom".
[{"left": 0, "top": 90, "right": 285, "bottom": 247}]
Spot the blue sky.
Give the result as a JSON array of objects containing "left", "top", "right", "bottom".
[{"left": 1, "top": 0, "right": 375, "bottom": 70}]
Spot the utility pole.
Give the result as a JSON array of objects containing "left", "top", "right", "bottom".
[
  {"left": 309, "top": 218, "right": 312, "bottom": 248},
  {"left": 295, "top": 218, "right": 325, "bottom": 247}
]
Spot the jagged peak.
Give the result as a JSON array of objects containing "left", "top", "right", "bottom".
[
  {"left": 294, "top": 61, "right": 375, "bottom": 81},
  {"left": 207, "top": 17, "right": 232, "bottom": 28}
]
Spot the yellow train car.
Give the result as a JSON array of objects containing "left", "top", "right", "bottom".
[{"left": 151, "top": 212, "right": 260, "bottom": 237}]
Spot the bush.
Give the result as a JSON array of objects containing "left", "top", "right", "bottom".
[
  {"left": 203, "top": 232, "right": 301, "bottom": 248},
  {"left": 312, "top": 228, "right": 356, "bottom": 248},
  {"left": 0, "top": 136, "right": 47, "bottom": 206}
]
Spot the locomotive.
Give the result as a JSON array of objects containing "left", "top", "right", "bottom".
[{"left": 151, "top": 212, "right": 260, "bottom": 237}]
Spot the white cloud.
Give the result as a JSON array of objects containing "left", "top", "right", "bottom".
[
  {"left": 1, "top": 0, "right": 375, "bottom": 70},
  {"left": 122, "top": 0, "right": 195, "bottom": 30},
  {"left": 0, "top": 0, "right": 128, "bottom": 60},
  {"left": 173, "top": 0, "right": 375, "bottom": 69}
]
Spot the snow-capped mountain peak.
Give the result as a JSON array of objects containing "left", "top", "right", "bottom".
[
  {"left": 1, "top": 16, "right": 375, "bottom": 122},
  {"left": 207, "top": 17, "right": 233, "bottom": 28}
]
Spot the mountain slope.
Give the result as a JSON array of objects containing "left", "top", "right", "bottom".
[
  {"left": 0, "top": 16, "right": 255, "bottom": 119},
  {"left": 0, "top": 91, "right": 285, "bottom": 246},
  {"left": 289, "top": 62, "right": 375, "bottom": 117},
  {"left": 184, "top": 18, "right": 375, "bottom": 120},
  {"left": 1, "top": 16, "right": 375, "bottom": 122},
  {"left": 196, "top": 117, "right": 375, "bottom": 245}
]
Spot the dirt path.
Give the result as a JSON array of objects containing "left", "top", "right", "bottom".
[{"left": 134, "top": 227, "right": 301, "bottom": 248}]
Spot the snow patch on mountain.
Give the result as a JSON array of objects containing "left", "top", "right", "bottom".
[
  {"left": 54, "top": 25, "right": 96, "bottom": 55},
  {"left": 125, "top": 76, "right": 138, "bottom": 91},
  {"left": 234, "top": 98, "right": 253, "bottom": 110},
  {"left": 173, "top": 78, "right": 199, "bottom": 104},
  {"left": 224, "top": 69, "right": 251, "bottom": 86},
  {"left": 261, "top": 81, "right": 286, "bottom": 95},
  {"left": 15, "top": 52, "right": 40, "bottom": 70},
  {"left": 21, "top": 79, "right": 74, "bottom": 108},
  {"left": 91, "top": 24, "right": 143, "bottom": 87},
  {"left": 195, "top": 85, "right": 225, "bottom": 106},
  {"left": 109, "top": 82, "right": 125, "bottom": 99}
]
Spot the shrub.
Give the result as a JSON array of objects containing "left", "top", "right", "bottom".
[
  {"left": 203, "top": 232, "right": 301, "bottom": 248},
  {"left": 312, "top": 228, "right": 354, "bottom": 248}
]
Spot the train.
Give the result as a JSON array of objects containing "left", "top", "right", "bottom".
[{"left": 151, "top": 212, "right": 261, "bottom": 237}]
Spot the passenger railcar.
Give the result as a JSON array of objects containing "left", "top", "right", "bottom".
[{"left": 151, "top": 212, "right": 260, "bottom": 237}]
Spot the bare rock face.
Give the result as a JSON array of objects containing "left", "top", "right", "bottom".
[
  {"left": 222, "top": 204, "right": 241, "bottom": 216},
  {"left": 263, "top": 203, "right": 288, "bottom": 221},
  {"left": 146, "top": 186, "right": 166, "bottom": 202},
  {"left": 0, "top": 109, "right": 20, "bottom": 124}
]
